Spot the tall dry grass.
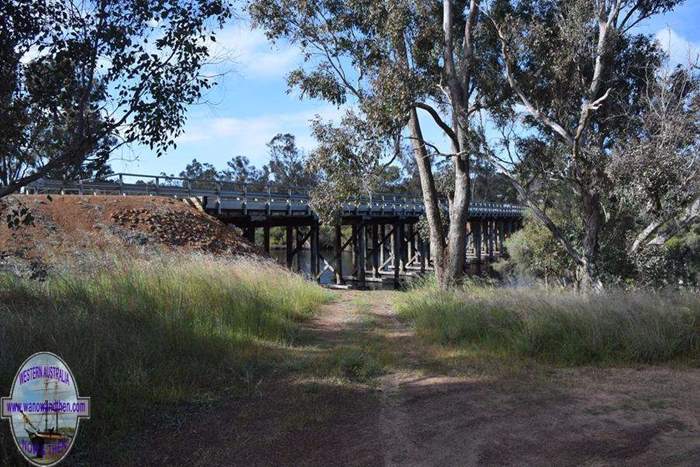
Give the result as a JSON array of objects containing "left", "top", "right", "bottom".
[
  {"left": 0, "top": 254, "right": 330, "bottom": 450},
  {"left": 396, "top": 280, "right": 700, "bottom": 365}
]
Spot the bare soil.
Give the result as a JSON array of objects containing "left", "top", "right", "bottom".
[
  {"left": 0, "top": 195, "right": 258, "bottom": 275},
  {"left": 80, "top": 290, "right": 700, "bottom": 466}
]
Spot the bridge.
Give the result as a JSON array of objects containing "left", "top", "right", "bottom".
[{"left": 26, "top": 173, "right": 525, "bottom": 287}]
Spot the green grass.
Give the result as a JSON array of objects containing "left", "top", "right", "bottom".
[
  {"left": 0, "top": 254, "right": 331, "bottom": 450},
  {"left": 396, "top": 280, "right": 700, "bottom": 365}
]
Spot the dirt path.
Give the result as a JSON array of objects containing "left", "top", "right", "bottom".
[
  {"left": 310, "top": 290, "right": 700, "bottom": 466},
  {"left": 97, "top": 289, "right": 700, "bottom": 466}
]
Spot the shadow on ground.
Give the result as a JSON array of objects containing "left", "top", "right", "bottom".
[{"left": 6, "top": 289, "right": 698, "bottom": 466}]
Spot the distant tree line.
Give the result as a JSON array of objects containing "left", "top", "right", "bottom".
[{"left": 166, "top": 132, "right": 516, "bottom": 202}]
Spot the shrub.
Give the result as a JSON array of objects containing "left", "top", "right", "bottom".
[{"left": 396, "top": 283, "right": 700, "bottom": 365}]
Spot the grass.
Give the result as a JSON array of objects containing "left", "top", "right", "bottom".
[
  {"left": 0, "top": 254, "right": 331, "bottom": 453},
  {"left": 396, "top": 280, "right": 700, "bottom": 366}
]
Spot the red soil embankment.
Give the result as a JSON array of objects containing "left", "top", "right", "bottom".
[{"left": 0, "top": 195, "right": 258, "bottom": 269}]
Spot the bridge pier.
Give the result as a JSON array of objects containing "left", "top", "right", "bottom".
[
  {"left": 486, "top": 219, "right": 495, "bottom": 261},
  {"left": 334, "top": 224, "right": 345, "bottom": 285},
  {"left": 263, "top": 225, "right": 271, "bottom": 253},
  {"left": 356, "top": 222, "right": 366, "bottom": 286},
  {"left": 498, "top": 219, "right": 506, "bottom": 256},
  {"left": 393, "top": 221, "right": 401, "bottom": 288},
  {"left": 286, "top": 225, "right": 294, "bottom": 269},
  {"left": 473, "top": 220, "right": 482, "bottom": 266},
  {"left": 371, "top": 224, "right": 380, "bottom": 278},
  {"left": 310, "top": 221, "right": 319, "bottom": 278}
]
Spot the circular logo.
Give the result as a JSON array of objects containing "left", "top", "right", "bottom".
[{"left": 2, "top": 352, "right": 90, "bottom": 466}]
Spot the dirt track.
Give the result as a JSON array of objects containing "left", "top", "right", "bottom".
[
  {"left": 91, "top": 290, "right": 700, "bottom": 466},
  {"left": 301, "top": 291, "right": 700, "bottom": 466}
]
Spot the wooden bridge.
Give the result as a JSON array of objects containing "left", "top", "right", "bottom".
[{"left": 27, "top": 173, "right": 525, "bottom": 287}]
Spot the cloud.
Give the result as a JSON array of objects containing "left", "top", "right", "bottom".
[
  {"left": 174, "top": 105, "right": 345, "bottom": 164},
  {"left": 205, "top": 24, "right": 301, "bottom": 78},
  {"left": 654, "top": 28, "right": 700, "bottom": 66}
]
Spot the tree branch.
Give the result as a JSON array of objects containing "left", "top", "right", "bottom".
[{"left": 413, "top": 102, "right": 458, "bottom": 147}]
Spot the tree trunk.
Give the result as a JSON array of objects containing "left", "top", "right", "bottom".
[
  {"left": 407, "top": 107, "right": 450, "bottom": 289},
  {"left": 577, "top": 189, "right": 604, "bottom": 290},
  {"left": 444, "top": 148, "right": 470, "bottom": 286}
]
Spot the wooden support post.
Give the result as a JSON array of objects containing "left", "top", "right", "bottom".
[
  {"left": 407, "top": 223, "right": 415, "bottom": 265},
  {"left": 371, "top": 224, "right": 380, "bottom": 278},
  {"left": 392, "top": 221, "right": 401, "bottom": 287},
  {"left": 400, "top": 221, "right": 407, "bottom": 273},
  {"left": 425, "top": 235, "right": 431, "bottom": 267},
  {"left": 418, "top": 234, "right": 426, "bottom": 273},
  {"left": 351, "top": 224, "right": 358, "bottom": 275},
  {"left": 310, "top": 221, "right": 319, "bottom": 279},
  {"left": 334, "top": 224, "right": 344, "bottom": 285},
  {"left": 498, "top": 219, "right": 505, "bottom": 256},
  {"left": 487, "top": 219, "right": 495, "bottom": 261},
  {"left": 296, "top": 227, "right": 304, "bottom": 272},
  {"left": 286, "top": 225, "right": 294, "bottom": 269},
  {"left": 464, "top": 222, "right": 471, "bottom": 271},
  {"left": 263, "top": 226, "right": 271, "bottom": 253},
  {"left": 379, "top": 224, "right": 386, "bottom": 268},
  {"left": 246, "top": 226, "right": 256, "bottom": 244},
  {"left": 473, "top": 220, "right": 482, "bottom": 264},
  {"left": 357, "top": 222, "right": 366, "bottom": 286}
]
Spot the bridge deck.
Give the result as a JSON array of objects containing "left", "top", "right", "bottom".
[
  {"left": 25, "top": 174, "right": 524, "bottom": 287},
  {"left": 26, "top": 173, "right": 524, "bottom": 220}
]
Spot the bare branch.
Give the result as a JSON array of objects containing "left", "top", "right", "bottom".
[{"left": 413, "top": 102, "right": 458, "bottom": 146}]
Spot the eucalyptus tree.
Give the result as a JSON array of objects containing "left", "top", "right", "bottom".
[
  {"left": 0, "top": 0, "right": 232, "bottom": 198},
  {"left": 250, "top": 0, "right": 506, "bottom": 288},
  {"left": 487, "top": 0, "right": 688, "bottom": 287}
]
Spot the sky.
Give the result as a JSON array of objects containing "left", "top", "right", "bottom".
[{"left": 111, "top": 1, "right": 700, "bottom": 178}]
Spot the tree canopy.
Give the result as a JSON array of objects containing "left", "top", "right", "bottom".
[{"left": 0, "top": 0, "right": 232, "bottom": 197}]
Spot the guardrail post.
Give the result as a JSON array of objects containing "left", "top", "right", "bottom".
[
  {"left": 118, "top": 174, "right": 124, "bottom": 195},
  {"left": 78, "top": 179, "right": 84, "bottom": 196},
  {"left": 287, "top": 189, "right": 292, "bottom": 215},
  {"left": 154, "top": 177, "right": 159, "bottom": 195}
]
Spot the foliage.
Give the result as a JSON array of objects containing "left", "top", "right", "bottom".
[
  {"left": 267, "top": 133, "right": 316, "bottom": 188},
  {"left": 487, "top": 0, "right": 692, "bottom": 287},
  {"left": 0, "top": 0, "right": 232, "bottom": 198},
  {"left": 397, "top": 281, "right": 700, "bottom": 365},
  {"left": 499, "top": 217, "right": 576, "bottom": 285},
  {"left": 633, "top": 225, "right": 700, "bottom": 288},
  {"left": 249, "top": 0, "right": 509, "bottom": 287}
]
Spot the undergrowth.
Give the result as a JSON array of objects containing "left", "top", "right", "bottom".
[
  {"left": 0, "top": 254, "right": 330, "bottom": 454},
  {"left": 396, "top": 279, "right": 700, "bottom": 366}
]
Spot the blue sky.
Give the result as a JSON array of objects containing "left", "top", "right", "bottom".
[{"left": 111, "top": 2, "right": 700, "bottom": 177}]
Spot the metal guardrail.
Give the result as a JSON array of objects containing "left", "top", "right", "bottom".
[{"left": 25, "top": 173, "right": 525, "bottom": 218}]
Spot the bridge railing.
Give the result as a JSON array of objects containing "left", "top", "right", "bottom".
[{"left": 25, "top": 173, "right": 525, "bottom": 217}]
